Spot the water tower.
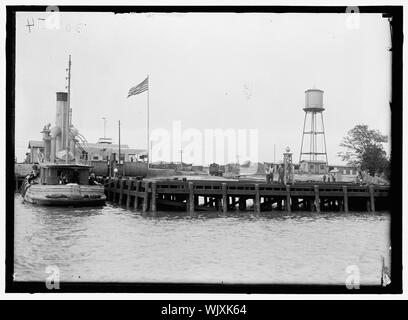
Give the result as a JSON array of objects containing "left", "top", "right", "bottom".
[{"left": 299, "top": 88, "right": 328, "bottom": 174}]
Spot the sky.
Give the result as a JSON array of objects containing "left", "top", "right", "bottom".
[{"left": 15, "top": 11, "right": 391, "bottom": 165}]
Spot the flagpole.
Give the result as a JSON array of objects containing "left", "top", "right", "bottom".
[
  {"left": 66, "top": 54, "right": 71, "bottom": 163},
  {"left": 118, "top": 120, "right": 122, "bottom": 177},
  {"left": 147, "top": 74, "right": 150, "bottom": 168}
]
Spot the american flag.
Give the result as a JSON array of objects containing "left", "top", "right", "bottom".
[{"left": 127, "top": 77, "right": 148, "bottom": 98}]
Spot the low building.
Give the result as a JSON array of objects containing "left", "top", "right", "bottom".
[
  {"left": 299, "top": 160, "right": 328, "bottom": 174},
  {"left": 329, "top": 165, "right": 358, "bottom": 176},
  {"left": 27, "top": 140, "right": 44, "bottom": 163},
  {"left": 150, "top": 161, "right": 178, "bottom": 169},
  {"left": 84, "top": 138, "right": 147, "bottom": 162}
]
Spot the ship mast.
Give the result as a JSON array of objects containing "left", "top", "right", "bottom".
[{"left": 65, "top": 55, "right": 71, "bottom": 163}]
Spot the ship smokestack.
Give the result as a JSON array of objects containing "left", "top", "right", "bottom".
[{"left": 55, "top": 92, "right": 68, "bottom": 152}]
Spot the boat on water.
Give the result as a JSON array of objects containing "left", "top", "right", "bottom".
[
  {"left": 19, "top": 55, "right": 106, "bottom": 206},
  {"left": 21, "top": 163, "right": 106, "bottom": 206}
]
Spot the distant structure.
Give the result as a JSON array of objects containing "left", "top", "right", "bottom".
[
  {"left": 26, "top": 140, "right": 44, "bottom": 163},
  {"left": 25, "top": 93, "right": 146, "bottom": 164},
  {"left": 36, "top": 92, "right": 89, "bottom": 163},
  {"left": 299, "top": 88, "right": 328, "bottom": 174},
  {"left": 26, "top": 136, "right": 146, "bottom": 164},
  {"left": 86, "top": 137, "right": 147, "bottom": 162}
]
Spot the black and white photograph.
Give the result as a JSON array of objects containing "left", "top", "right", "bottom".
[{"left": 4, "top": 4, "right": 403, "bottom": 296}]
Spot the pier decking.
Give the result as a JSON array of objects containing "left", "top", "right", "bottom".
[{"left": 101, "top": 177, "right": 390, "bottom": 215}]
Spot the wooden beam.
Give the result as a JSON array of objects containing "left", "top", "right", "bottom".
[
  {"left": 142, "top": 181, "right": 149, "bottom": 212},
  {"left": 114, "top": 178, "right": 120, "bottom": 202},
  {"left": 126, "top": 179, "right": 133, "bottom": 208},
  {"left": 369, "top": 184, "right": 375, "bottom": 212},
  {"left": 255, "top": 183, "right": 260, "bottom": 214},
  {"left": 222, "top": 183, "right": 228, "bottom": 213},
  {"left": 286, "top": 185, "right": 291, "bottom": 212},
  {"left": 133, "top": 180, "right": 140, "bottom": 209},
  {"left": 343, "top": 185, "right": 349, "bottom": 213},
  {"left": 239, "top": 197, "right": 246, "bottom": 211},
  {"left": 188, "top": 181, "right": 195, "bottom": 216},
  {"left": 118, "top": 178, "right": 124, "bottom": 205},
  {"left": 314, "top": 185, "right": 320, "bottom": 213},
  {"left": 151, "top": 181, "right": 157, "bottom": 213},
  {"left": 217, "top": 197, "right": 222, "bottom": 211}
]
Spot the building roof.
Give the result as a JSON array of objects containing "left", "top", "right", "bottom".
[
  {"left": 330, "top": 164, "right": 358, "bottom": 169},
  {"left": 28, "top": 140, "right": 44, "bottom": 148},
  {"left": 41, "top": 163, "right": 92, "bottom": 169},
  {"left": 300, "top": 160, "right": 327, "bottom": 164},
  {"left": 305, "top": 88, "right": 324, "bottom": 93},
  {"left": 87, "top": 143, "right": 130, "bottom": 149},
  {"left": 84, "top": 144, "right": 146, "bottom": 155}
]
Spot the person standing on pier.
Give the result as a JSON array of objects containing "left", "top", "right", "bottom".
[
  {"left": 266, "top": 164, "right": 274, "bottom": 183},
  {"left": 323, "top": 174, "right": 327, "bottom": 183}
]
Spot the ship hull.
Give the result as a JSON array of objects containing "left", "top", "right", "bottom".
[{"left": 23, "top": 184, "right": 106, "bottom": 207}]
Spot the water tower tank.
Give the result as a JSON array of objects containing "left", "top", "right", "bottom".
[{"left": 304, "top": 89, "right": 324, "bottom": 111}]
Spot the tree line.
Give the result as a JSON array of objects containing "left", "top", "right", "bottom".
[{"left": 338, "top": 124, "right": 390, "bottom": 179}]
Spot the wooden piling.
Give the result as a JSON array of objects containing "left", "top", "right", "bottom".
[
  {"left": 106, "top": 178, "right": 112, "bottom": 200},
  {"left": 188, "top": 182, "right": 195, "bottom": 215},
  {"left": 107, "top": 179, "right": 111, "bottom": 200},
  {"left": 118, "top": 179, "right": 124, "bottom": 205},
  {"left": 115, "top": 179, "right": 120, "bottom": 202},
  {"left": 110, "top": 178, "right": 114, "bottom": 201},
  {"left": 126, "top": 179, "right": 133, "bottom": 208},
  {"left": 314, "top": 185, "right": 320, "bottom": 213},
  {"left": 134, "top": 180, "right": 140, "bottom": 209},
  {"left": 142, "top": 181, "right": 149, "bottom": 212},
  {"left": 255, "top": 183, "right": 260, "bottom": 214},
  {"left": 221, "top": 183, "right": 228, "bottom": 213},
  {"left": 216, "top": 197, "right": 222, "bottom": 211},
  {"left": 286, "top": 185, "right": 291, "bottom": 212},
  {"left": 239, "top": 197, "right": 246, "bottom": 211},
  {"left": 369, "top": 184, "right": 375, "bottom": 212},
  {"left": 343, "top": 185, "right": 349, "bottom": 213},
  {"left": 151, "top": 181, "right": 157, "bottom": 213}
]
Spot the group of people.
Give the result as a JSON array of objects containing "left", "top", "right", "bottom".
[
  {"left": 88, "top": 173, "right": 101, "bottom": 185},
  {"left": 59, "top": 173, "right": 68, "bottom": 184},
  {"left": 265, "top": 164, "right": 285, "bottom": 184},
  {"left": 26, "top": 163, "right": 40, "bottom": 184},
  {"left": 322, "top": 173, "right": 336, "bottom": 183},
  {"left": 59, "top": 170, "right": 80, "bottom": 185}
]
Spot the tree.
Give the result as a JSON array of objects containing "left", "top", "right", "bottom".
[{"left": 338, "top": 124, "right": 389, "bottom": 176}]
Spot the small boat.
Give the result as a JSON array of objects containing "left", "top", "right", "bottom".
[{"left": 21, "top": 163, "right": 106, "bottom": 206}]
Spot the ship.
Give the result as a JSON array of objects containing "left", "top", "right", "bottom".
[
  {"left": 21, "top": 163, "right": 106, "bottom": 206},
  {"left": 20, "top": 55, "right": 106, "bottom": 206}
]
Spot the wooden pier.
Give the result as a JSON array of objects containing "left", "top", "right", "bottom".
[{"left": 101, "top": 178, "right": 390, "bottom": 215}]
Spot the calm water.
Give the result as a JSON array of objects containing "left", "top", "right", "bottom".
[{"left": 14, "top": 194, "right": 390, "bottom": 285}]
